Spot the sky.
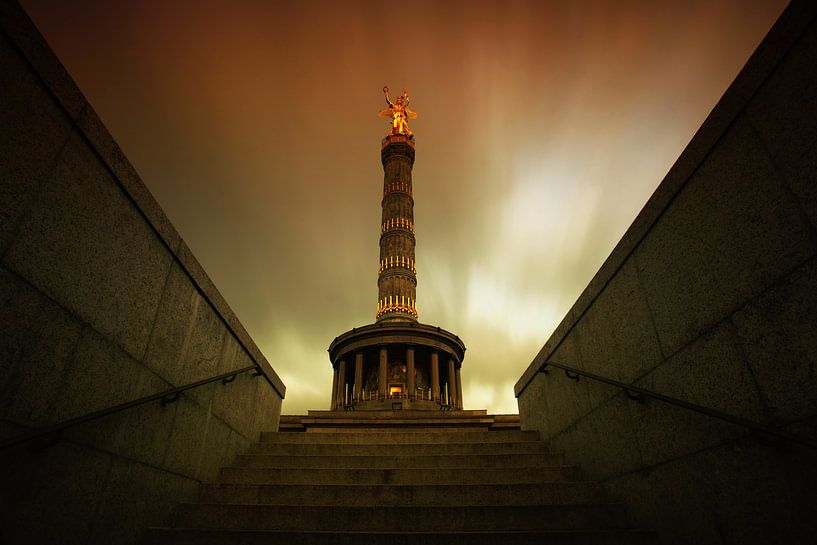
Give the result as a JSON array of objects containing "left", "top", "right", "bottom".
[{"left": 21, "top": 0, "right": 787, "bottom": 414}]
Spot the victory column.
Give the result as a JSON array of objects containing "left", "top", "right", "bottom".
[{"left": 327, "top": 86, "right": 465, "bottom": 411}]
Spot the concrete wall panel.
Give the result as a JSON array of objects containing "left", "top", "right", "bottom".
[
  {"left": 0, "top": 441, "right": 113, "bottom": 545},
  {"left": 0, "top": 2, "right": 285, "bottom": 544},
  {"left": 605, "top": 455, "right": 724, "bottom": 545},
  {"left": 0, "top": 2, "right": 86, "bottom": 121},
  {"left": 634, "top": 118, "right": 814, "bottom": 357},
  {"left": 570, "top": 259, "right": 663, "bottom": 382},
  {"left": 85, "top": 458, "right": 198, "bottom": 545},
  {"left": 556, "top": 393, "right": 644, "bottom": 478},
  {"left": 4, "top": 132, "right": 173, "bottom": 361},
  {"left": 516, "top": 3, "right": 817, "bottom": 544},
  {"left": 0, "top": 33, "right": 72, "bottom": 253},
  {"left": 75, "top": 105, "right": 182, "bottom": 252},
  {"left": 0, "top": 266, "right": 83, "bottom": 427},
  {"left": 142, "top": 260, "right": 201, "bottom": 382},
  {"left": 628, "top": 323, "right": 765, "bottom": 467},
  {"left": 517, "top": 373, "right": 549, "bottom": 437},
  {"left": 746, "top": 19, "right": 817, "bottom": 178},
  {"left": 731, "top": 257, "right": 817, "bottom": 421},
  {"left": 54, "top": 328, "right": 171, "bottom": 422},
  {"left": 788, "top": 143, "right": 817, "bottom": 230}
]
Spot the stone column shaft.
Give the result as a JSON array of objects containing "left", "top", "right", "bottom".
[
  {"left": 330, "top": 365, "right": 339, "bottom": 410},
  {"left": 407, "top": 347, "right": 415, "bottom": 398},
  {"left": 337, "top": 359, "right": 347, "bottom": 406},
  {"left": 456, "top": 367, "right": 463, "bottom": 409},
  {"left": 431, "top": 352, "right": 440, "bottom": 402},
  {"left": 448, "top": 358, "right": 457, "bottom": 407},
  {"left": 379, "top": 347, "right": 388, "bottom": 398},
  {"left": 377, "top": 137, "right": 418, "bottom": 323},
  {"left": 354, "top": 352, "right": 363, "bottom": 400}
]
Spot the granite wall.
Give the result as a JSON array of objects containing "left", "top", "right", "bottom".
[
  {"left": 0, "top": 2, "right": 286, "bottom": 544},
  {"left": 515, "top": 2, "right": 817, "bottom": 544}
]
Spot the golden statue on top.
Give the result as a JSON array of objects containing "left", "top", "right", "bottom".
[{"left": 379, "top": 86, "right": 417, "bottom": 136}]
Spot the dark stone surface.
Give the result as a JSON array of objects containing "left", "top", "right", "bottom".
[
  {"left": 0, "top": 3, "right": 286, "bottom": 545},
  {"left": 630, "top": 322, "right": 766, "bottom": 467},
  {"left": 85, "top": 457, "right": 199, "bottom": 545},
  {"left": 0, "top": 441, "right": 112, "bottom": 545},
  {"left": 634, "top": 118, "right": 814, "bottom": 358},
  {"left": 0, "top": 1, "right": 87, "bottom": 121},
  {"left": 787, "top": 141, "right": 817, "bottom": 232},
  {"left": 0, "top": 31, "right": 73, "bottom": 255},
  {"left": 0, "top": 265, "right": 83, "bottom": 429},
  {"left": 4, "top": 131, "right": 174, "bottom": 361},
  {"left": 747, "top": 17, "right": 817, "bottom": 182},
  {"left": 517, "top": 3, "right": 817, "bottom": 544},
  {"left": 514, "top": 0, "right": 817, "bottom": 399},
  {"left": 731, "top": 257, "right": 817, "bottom": 422},
  {"left": 76, "top": 103, "right": 182, "bottom": 252},
  {"left": 569, "top": 259, "right": 663, "bottom": 383},
  {"left": 605, "top": 455, "right": 724, "bottom": 545}
]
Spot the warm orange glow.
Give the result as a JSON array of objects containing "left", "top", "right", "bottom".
[
  {"left": 378, "top": 86, "right": 417, "bottom": 136},
  {"left": 375, "top": 297, "right": 419, "bottom": 319},
  {"left": 381, "top": 217, "right": 414, "bottom": 234},
  {"left": 384, "top": 182, "right": 412, "bottom": 197},
  {"left": 378, "top": 256, "right": 417, "bottom": 273},
  {"left": 389, "top": 385, "right": 403, "bottom": 396},
  {"left": 21, "top": 0, "right": 788, "bottom": 415}
]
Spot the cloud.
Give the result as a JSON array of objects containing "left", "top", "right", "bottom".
[{"left": 21, "top": 0, "right": 788, "bottom": 416}]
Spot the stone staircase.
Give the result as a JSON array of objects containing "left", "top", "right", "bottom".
[{"left": 144, "top": 411, "right": 656, "bottom": 544}]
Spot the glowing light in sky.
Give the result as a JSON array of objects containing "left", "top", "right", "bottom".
[{"left": 21, "top": 0, "right": 787, "bottom": 414}]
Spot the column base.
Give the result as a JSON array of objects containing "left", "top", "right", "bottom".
[{"left": 342, "top": 397, "right": 450, "bottom": 411}]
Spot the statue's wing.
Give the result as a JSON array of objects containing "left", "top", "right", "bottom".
[
  {"left": 378, "top": 107, "right": 393, "bottom": 118},
  {"left": 406, "top": 107, "right": 418, "bottom": 119}
]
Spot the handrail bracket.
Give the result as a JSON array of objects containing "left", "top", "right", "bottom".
[
  {"left": 624, "top": 389, "right": 644, "bottom": 402},
  {"left": 161, "top": 392, "right": 181, "bottom": 406}
]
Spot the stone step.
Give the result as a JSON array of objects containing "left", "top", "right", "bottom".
[
  {"left": 198, "top": 482, "right": 606, "bottom": 506},
  {"left": 144, "top": 529, "right": 658, "bottom": 545},
  {"left": 170, "top": 504, "right": 629, "bottom": 532},
  {"left": 142, "top": 412, "right": 659, "bottom": 544},
  {"left": 296, "top": 418, "right": 495, "bottom": 431},
  {"left": 287, "top": 426, "right": 492, "bottom": 433},
  {"left": 304, "top": 409, "right": 490, "bottom": 418},
  {"left": 245, "top": 440, "right": 549, "bottom": 456},
  {"left": 218, "top": 466, "right": 584, "bottom": 486},
  {"left": 233, "top": 452, "right": 563, "bottom": 469},
  {"left": 277, "top": 421, "right": 306, "bottom": 432},
  {"left": 490, "top": 422, "right": 522, "bottom": 431},
  {"left": 260, "top": 429, "right": 539, "bottom": 443},
  {"left": 284, "top": 410, "right": 506, "bottom": 432},
  {"left": 489, "top": 414, "right": 522, "bottom": 431}
]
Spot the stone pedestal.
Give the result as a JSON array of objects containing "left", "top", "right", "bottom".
[{"left": 329, "top": 322, "right": 465, "bottom": 411}]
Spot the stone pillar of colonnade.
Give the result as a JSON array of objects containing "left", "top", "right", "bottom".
[
  {"left": 379, "top": 347, "right": 388, "bottom": 398},
  {"left": 431, "top": 351, "right": 440, "bottom": 402},
  {"left": 456, "top": 367, "right": 463, "bottom": 409},
  {"left": 407, "top": 347, "right": 415, "bottom": 399},
  {"left": 330, "top": 365, "right": 339, "bottom": 409},
  {"left": 354, "top": 352, "right": 363, "bottom": 401},
  {"left": 448, "top": 358, "right": 457, "bottom": 407},
  {"left": 337, "top": 359, "right": 347, "bottom": 407}
]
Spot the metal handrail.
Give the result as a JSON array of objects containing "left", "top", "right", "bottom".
[
  {"left": 0, "top": 365, "right": 261, "bottom": 450},
  {"left": 539, "top": 360, "right": 817, "bottom": 451}
]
